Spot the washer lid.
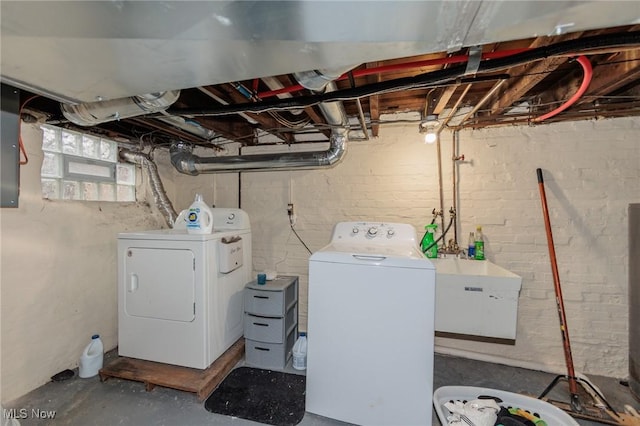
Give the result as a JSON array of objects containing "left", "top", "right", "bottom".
[
  {"left": 118, "top": 228, "right": 246, "bottom": 241},
  {"left": 310, "top": 243, "right": 434, "bottom": 269}
]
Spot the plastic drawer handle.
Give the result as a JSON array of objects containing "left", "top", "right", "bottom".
[
  {"left": 255, "top": 347, "right": 270, "bottom": 352},
  {"left": 253, "top": 295, "right": 269, "bottom": 299},
  {"left": 253, "top": 322, "right": 269, "bottom": 327}
]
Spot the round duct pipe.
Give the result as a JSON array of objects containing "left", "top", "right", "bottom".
[
  {"left": 293, "top": 66, "right": 358, "bottom": 92},
  {"left": 119, "top": 149, "right": 178, "bottom": 227},
  {"left": 61, "top": 90, "right": 180, "bottom": 126},
  {"left": 169, "top": 82, "right": 350, "bottom": 174}
]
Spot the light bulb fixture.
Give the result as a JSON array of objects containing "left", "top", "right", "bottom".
[{"left": 418, "top": 114, "right": 440, "bottom": 144}]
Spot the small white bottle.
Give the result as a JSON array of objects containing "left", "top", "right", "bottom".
[
  {"left": 292, "top": 332, "right": 307, "bottom": 370},
  {"left": 79, "top": 334, "right": 104, "bottom": 378},
  {"left": 186, "top": 194, "right": 213, "bottom": 234}
]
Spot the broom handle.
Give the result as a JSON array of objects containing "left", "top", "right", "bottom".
[{"left": 537, "top": 168, "right": 579, "bottom": 397}]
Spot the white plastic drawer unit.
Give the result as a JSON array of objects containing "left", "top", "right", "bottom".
[
  {"left": 245, "top": 328, "right": 297, "bottom": 370},
  {"left": 244, "top": 305, "right": 298, "bottom": 344},
  {"left": 243, "top": 275, "right": 299, "bottom": 370},
  {"left": 244, "top": 277, "right": 298, "bottom": 317}
]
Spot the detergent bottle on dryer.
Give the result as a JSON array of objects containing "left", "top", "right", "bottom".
[{"left": 186, "top": 194, "right": 213, "bottom": 234}]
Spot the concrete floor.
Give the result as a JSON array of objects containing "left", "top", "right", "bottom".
[{"left": 4, "top": 350, "right": 638, "bottom": 426}]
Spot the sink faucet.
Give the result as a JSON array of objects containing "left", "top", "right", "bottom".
[{"left": 438, "top": 239, "right": 464, "bottom": 257}]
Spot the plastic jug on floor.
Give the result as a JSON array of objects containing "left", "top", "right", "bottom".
[
  {"left": 292, "top": 332, "right": 307, "bottom": 370},
  {"left": 79, "top": 334, "right": 104, "bottom": 378}
]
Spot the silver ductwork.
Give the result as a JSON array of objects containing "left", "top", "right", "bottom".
[
  {"left": 170, "top": 82, "right": 349, "bottom": 174},
  {"left": 119, "top": 149, "right": 178, "bottom": 227},
  {"left": 293, "top": 66, "right": 356, "bottom": 92},
  {"left": 157, "top": 111, "right": 216, "bottom": 140},
  {"left": 61, "top": 91, "right": 180, "bottom": 126}
]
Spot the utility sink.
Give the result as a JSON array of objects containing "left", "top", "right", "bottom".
[{"left": 431, "top": 257, "right": 522, "bottom": 342}]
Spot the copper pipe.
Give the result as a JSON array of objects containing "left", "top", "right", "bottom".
[
  {"left": 436, "top": 134, "right": 445, "bottom": 236},
  {"left": 438, "top": 85, "right": 471, "bottom": 248},
  {"left": 452, "top": 131, "right": 460, "bottom": 245}
]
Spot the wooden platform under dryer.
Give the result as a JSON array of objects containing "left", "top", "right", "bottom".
[{"left": 99, "top": 338, "right": 244, "bottom": 401}]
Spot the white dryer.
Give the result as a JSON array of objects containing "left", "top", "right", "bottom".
[
  {"left": 307, "top": 221, "right": 436, "bottom": 426},
  {"left": 117, "top": 208, "right": 251, "bottom": 369}
]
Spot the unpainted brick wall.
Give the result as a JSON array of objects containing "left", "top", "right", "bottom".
[{"left": 215, "top": 117, "right": 639, "bottom": 378}]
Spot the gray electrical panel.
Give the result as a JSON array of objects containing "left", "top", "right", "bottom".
[{"left": 1, "top": 84, "right": 21, "bottom": 208}]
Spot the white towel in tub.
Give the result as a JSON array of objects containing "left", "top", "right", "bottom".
[{"left": 444, "top": 398, "right": 500, "bottom": 426}]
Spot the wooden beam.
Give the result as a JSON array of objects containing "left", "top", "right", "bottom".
[
  {"left": 581, "top": 49, "right": 640, "bottom": 99},
  {"left": 128, "top": 118, "right": 205, "bottom": 144},
  {"left": 487, "top": 33, "right": 583, "bottom": 115},
  {"left": 200, "top": 85, "right": 293, "bottom": 144},
  {"left": 276, "top": 75, "right": 331, "bottom": 139},
  {"left": 433, "top": 86, "right": 457, "bottom": 115},
  {"left": 196, "top": 117, "right": 255, "bottom": 144}
]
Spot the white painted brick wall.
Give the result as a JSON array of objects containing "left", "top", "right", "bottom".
[{"left": 214, "top": 117, "right": 639, "bottom": 379}]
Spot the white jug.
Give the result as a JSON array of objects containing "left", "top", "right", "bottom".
[{"left": 79, "top": 334, "right": 103, "bottom": 378}]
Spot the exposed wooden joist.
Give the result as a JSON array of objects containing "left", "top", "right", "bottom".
[
  {"left": 487, "top": 33, "right": 584, "bottom": 116},
  {"left": 276, "top": 75, "right": 331, "bottom": 139},
  {"left": 201, "top": 85, "right": 293, "bottom": 144},
  {"left": 580, "top": 49, "right": 640, "bottom": 101},
  {"left": 196, "top": 116, "right": 256, "bottom": 145},
  {"left": 433, "top": 86, "right": 457, "bottom": 115},
  {"left": 128, "top": 118, "right": 207, "bottom": 145}
]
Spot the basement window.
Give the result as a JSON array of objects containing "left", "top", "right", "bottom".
[{"left": 40, "top": 125, "right": 136, "bottom": 202}]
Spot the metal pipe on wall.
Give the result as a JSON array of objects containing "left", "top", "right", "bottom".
[
  {"left": 437, "top": 84, "right": 471, "bottom": 248},
  {"left": 452, "top": 131, "right": 459, "bottom": 245},
  {"left": 436, "top": 135, "right": 445, "bottom": 237},
  {"left": 119, "top": 149, "right": 178, "bottom": 227}
]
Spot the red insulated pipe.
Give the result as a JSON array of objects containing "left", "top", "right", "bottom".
[
  {"left": 256, "top": 48, "right": 531, "bottom": 99},
  {"left": 533, "top": 55, "right": 592, "bottom": 122}
]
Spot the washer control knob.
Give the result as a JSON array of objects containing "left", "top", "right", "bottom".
[
  {"left": 387, "top": 229, "right": 395, "bottom": 237},
  {"left": 352, "top": 227, "right": 359, "bottom": 234},
  {"left": 227, "top": 213, "right": 235, "bottom": 220},
  {"left": 367, "top": 227, "right": 378, "bottom": 236}
]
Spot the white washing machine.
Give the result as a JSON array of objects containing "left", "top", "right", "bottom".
[
  {"left": 117, "top": 208, "right": 252, "bottom": 369},
  {"left": 307, "top": 221, "right": 436, "bottom": 426}
]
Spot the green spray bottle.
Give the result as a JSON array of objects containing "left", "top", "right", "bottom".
[{"left": 421, "top": 224, "right": 438, "bottom": 258}]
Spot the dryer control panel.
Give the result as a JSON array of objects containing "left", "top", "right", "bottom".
[{"left": 330, "top": 221, "right": 418, "bottom": 246}]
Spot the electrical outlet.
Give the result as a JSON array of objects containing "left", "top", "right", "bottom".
[{"left": 287, "top": 203, "right": 297, "bottom": 226}]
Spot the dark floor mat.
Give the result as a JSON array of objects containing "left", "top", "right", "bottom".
[{"left": 204, "top": 367, "right": 306, "bottom": 426}]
